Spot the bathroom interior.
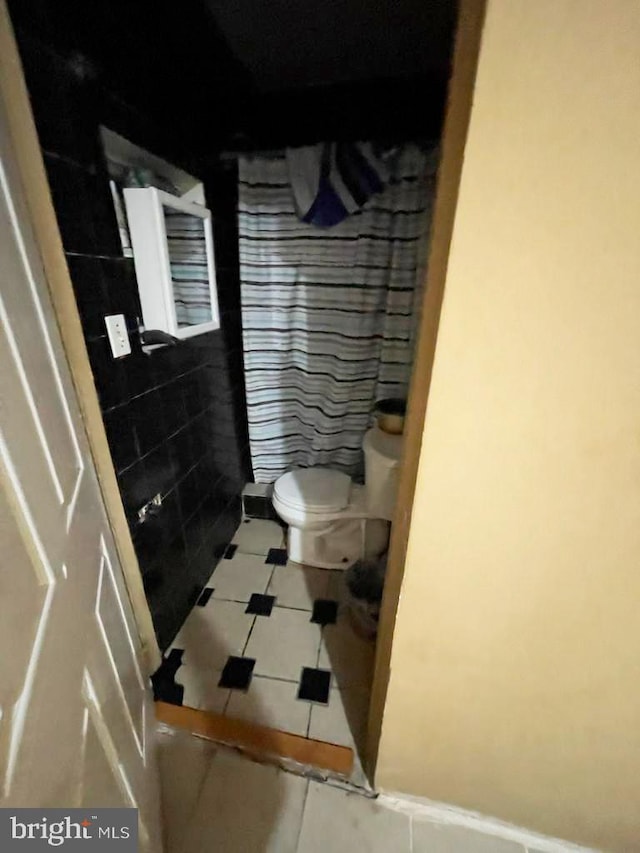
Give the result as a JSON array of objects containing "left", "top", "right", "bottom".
[{"left": 10, "top": 0, "right": 456, "bottom": 783}]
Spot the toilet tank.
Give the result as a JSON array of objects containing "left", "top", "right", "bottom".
[{"left": 362, "top": 427, "right": 403, "bottom": 521}]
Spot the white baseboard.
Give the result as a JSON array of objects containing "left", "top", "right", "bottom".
[{"left": 377, "top": 790, "right": 597, "bottom": 853}]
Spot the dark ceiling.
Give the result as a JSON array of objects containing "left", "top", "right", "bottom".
[
  {"left": 201, "top": 0, "right": 456, "bottom": 92},
  {"left": 10, "top": 0, "right": 457, "bottom": 153}
]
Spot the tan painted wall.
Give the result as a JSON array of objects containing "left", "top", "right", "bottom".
[{"left": 376, "top": 1, "right": 640, "bottom": 849}]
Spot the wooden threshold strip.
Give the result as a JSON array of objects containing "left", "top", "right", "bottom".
[{"left": 155, "top": 701, "right": 354, "bottom": 776}]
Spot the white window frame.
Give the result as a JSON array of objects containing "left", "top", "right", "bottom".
[{"left": 123, "top": 186, "right": 220, "bottom": 340}]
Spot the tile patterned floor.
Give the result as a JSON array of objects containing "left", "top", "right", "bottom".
[
  {"left": 158, "top": 732, "right": 559, "bottom": 853},
  {"left": 155, "top": 518, "right": 374, "bottom": 783}
]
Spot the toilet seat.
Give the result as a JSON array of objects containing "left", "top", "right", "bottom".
[
  {"left": 272, "top": 466, "right": 391, "bottom": 569},
  {"left": 271, "top": 428, "right": 401, "bottom": 570},
  {"left": 273, "top": 468, "right": 352, "bottom": 515}
]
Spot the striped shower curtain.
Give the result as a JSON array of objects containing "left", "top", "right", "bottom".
[
  {"left": 238, "top": 144, "right": 437, "bottom": 483},
  {"left": 164, "top": 210, "right": 210, "bottom": 326}
]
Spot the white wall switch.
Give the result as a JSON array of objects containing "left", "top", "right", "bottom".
[{"left": 105, "top": 314, "right": 131, "bottom": 358}]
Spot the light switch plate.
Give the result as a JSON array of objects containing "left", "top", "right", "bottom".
[{"left": 105, "top": 314, "right": 131, "bottom": 358}]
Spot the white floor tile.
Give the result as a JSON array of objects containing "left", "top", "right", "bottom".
[
  {"left": 157, "top": 727, "right": 217, "bottom": 853},
  {"left": 181, "top": 749, "right": 308, "bottom": 853},
  {"left": 245, "top": 607, "right": 322, "bottom": 681},
  {"left": 175, "top": 663, "right": 230, "bottom": 714},
  {"left": 308, "top": 687, "right": 369, "bottom": 752},
  {"left": 232, "top": 518, "right": 285, "bottom": 555},
  {"left": 308, "top": 687, "right": 371, "bottom": 788},
  {"left": 210, "top": 552, "right": 274, "bottom": 602},
  {"left": 172, "top": 600, "right": 254, "bottom": 671},
  {"left": 309, "top": 687, "right": 370, "bottom": 788},
  {"left": 297, "top": 781, "right": 410, "bottom": 853},
  {"left": 267, "top": 562, "right": 330, "bottom": 610},
  {"left": 318, "top": 618, "right": 375, "bottom": 688},
  {"left": 411, "top": 820, "right": 526, "bottom": 853},
  {"left": 226, "top": 676, "right": 311, "bottom": 737}
]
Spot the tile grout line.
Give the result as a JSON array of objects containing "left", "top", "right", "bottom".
[
  {"left": 305, "top": 617, "right": 326, "bottom": 738},
  {"left": 314, "top": 557, "right": 330, "bottom": 672},
  {"left": 304, "top": 702, "right": 313, "bottom": 739},
  {"left": 303, "top": 695, "right": 312, "bottom": 740},
  {"left": 217, "top": 607, "right": 259, "bottom": 717},
  {"left": 315, "top": 626, "right": 324, "bottom": 669},
  {"left": 222, "top": 608, "right": 258, "bottom": 715},
  {"left": 209, "top": 594, "right": 313, "bottom": 615},
  {"left": 221, "top": 689, "right": 232, "bottom": 716},
  {"left": 241, "top": 615, "right": 257, "bottom": 657},
  {"left": 253, "top": 673, "right": 299, "bottom": 685},
  {"left": 294, "top": 773, "right": 311, "bottom": 853},
  {"left": 180, "top": 741, "right": 219, "bottom": 840},
  {"left": 265, "top": 562, "right": 278, "bottom": 595},
  {"left": 232, "top": 550, "right": 276, "bottom": 558}
]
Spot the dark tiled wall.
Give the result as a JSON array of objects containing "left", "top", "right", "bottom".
[{"left": 14, "top": 29, "right": 252, "bottom": 650}]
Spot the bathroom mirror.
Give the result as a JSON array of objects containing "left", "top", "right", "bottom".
[
  {"left": 163, "top": 207, "right": 214, "bottom": 328},
  {"left": 124, "top": 187, "right": 220, "bottom": 340}
]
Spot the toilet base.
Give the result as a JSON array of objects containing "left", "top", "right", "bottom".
[{"left": 287, "top": 517, "right": 390, "bottom": 570}]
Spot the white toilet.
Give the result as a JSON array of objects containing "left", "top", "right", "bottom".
[{"left": 272, "top": 427, "right": 403, "bottom": 570}]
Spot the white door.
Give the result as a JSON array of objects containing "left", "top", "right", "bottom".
[{"left": 0, "top": 68, "right": 161, "bottom": 849}]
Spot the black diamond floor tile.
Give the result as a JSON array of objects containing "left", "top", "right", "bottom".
[
  {"left": 266, "top": 547, "right": 287, "bottom": 565},
  {"left": 246, "top": 593, "right": 276, "bottom": 616},
  {"left": 224, "top": 544, "right": 238, "bottom": 560},
  {"left": 311, "top": 599, "right": 338, "bottom": 625},
  {"left": 196, "top": 587, "right": 214, "bottom": 607},
  {"left": 151, "top": 649, "right": 184, "bottom": 706},
  {"left": 218, "top": 656, "right": 255, "bottom": 690},
  {"left": 297, "top": 667, "right": 331, "bottom": 704}
]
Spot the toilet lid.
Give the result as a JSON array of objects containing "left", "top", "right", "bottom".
[{"left": 274, "top": 469, "right": 352, "bottom": 513}]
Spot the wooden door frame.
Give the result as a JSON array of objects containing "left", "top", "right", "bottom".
[
  {"left": 1, "top": 0, "right": 487, "bottom": 751},
  {"left": 0, "top": 2, "right": 161, "bottom": 674},
  {"left": 366, "top": 0, "right": 487, "bottom": 780}
]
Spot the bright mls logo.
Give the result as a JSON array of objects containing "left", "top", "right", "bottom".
[{"left": 0, "top": 808, "right": 137, "bottom": 850}]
